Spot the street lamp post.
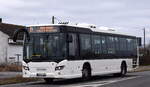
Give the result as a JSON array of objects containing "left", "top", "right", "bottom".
[
  {"left": 143, "top": 27, "right": 146, "bottom": 54},
  {"left": 134, "top": 27, "right": 146, "bottom": 68}
]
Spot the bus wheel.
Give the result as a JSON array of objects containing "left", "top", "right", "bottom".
[
  {"left": 113, "top": 62, "right": 127, "bottom": 77},
  {"left": 82, "top": 66, "right": 91, "bottom": 80},
  {"left": 44, "top": 78, "right": 54, "bottom": 83},
  {"left": 120, "top": 62, "right": 127, "bottom": 76}
]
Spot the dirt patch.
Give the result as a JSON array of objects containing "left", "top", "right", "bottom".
[{"left": 0, "top": 75, "right": 39, "bottom": 85}]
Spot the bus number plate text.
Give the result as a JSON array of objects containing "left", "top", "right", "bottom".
[{"left": 37, "top": 73, "right": 46, "bottom": 77}]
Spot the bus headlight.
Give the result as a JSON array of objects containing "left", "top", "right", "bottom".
[
  {"left": 23, "top": 66, "right": 29, "bottom": 70},
  {"left": 55, "top": 65, "right": 65, "bottom": 71}
]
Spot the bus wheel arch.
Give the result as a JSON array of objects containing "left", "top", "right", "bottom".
[{"left": 82, "top": 62, "right": 92, "bottom": 80}]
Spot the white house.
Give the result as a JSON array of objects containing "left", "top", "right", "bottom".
[{"left": 0, "top": 19, "right": 24, "bottom": 64}]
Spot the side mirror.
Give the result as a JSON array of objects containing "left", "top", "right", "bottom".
[
  {"left": 67, "top": 34, "right": 73, "bottom": 43},
  {"left": 137, "top": 37, "right": 142, "bottom": 46},
  {"left": 13, "top": 28, "right": 30, "bottom": 42}
]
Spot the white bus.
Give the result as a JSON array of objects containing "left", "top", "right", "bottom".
[{"left": 13, "top": 24, "right": 141, "bottom": 83}]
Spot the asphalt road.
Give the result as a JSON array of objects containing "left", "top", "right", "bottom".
[{"left": 1, "top": 71, "right": 150, "bottom": 87}]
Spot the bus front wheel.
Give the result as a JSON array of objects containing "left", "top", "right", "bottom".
[{"left": 82, "top": 66, "right": 91, "bottom": 80}]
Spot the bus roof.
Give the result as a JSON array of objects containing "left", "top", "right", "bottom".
[{"left": 28, "top": 24, "right": 137, "bottom": 38}]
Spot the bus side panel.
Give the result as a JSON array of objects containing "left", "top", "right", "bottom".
[
  {"left": 89, "top": 59, "right": 121, "bottom": 75},
  {"left": 89, "top": 59, "right": 133, "bottom": 75},
  {"left": 60, "top": 60, "right": 84, "bottom": 78},
  {"left": 64, "top": 59, "right": 133, "bottom": 78}
]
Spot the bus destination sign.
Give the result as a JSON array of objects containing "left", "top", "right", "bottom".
[{"left": 29, "top": 26, "right": 59, "bottom": 33}]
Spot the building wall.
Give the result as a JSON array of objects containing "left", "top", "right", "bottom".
[
  {"left": 0, "top": 31, "right": 9, "bottom": 64},
  {"left": 7, "top": 45, "right": 23, "bottom": 64},
  {"left": 0, "top": 31, "right": 23, "bottom": 64}
]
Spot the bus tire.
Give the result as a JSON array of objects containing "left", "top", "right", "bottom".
[
  {"left": 82, "top": 64, "right": 91, "bottom": 80},
  {"left": 113, "top": 62, "right": 127, "bottom": 77},
  {"left": 44, "top": 78, "right": 54, "bottom": 83}
]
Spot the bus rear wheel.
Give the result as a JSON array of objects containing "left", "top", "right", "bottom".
[
  {"left": 114, "top": 62, "right": 127, "bottom": 77},
  {"left": 44, "top": 78, "right": 54, "bottom": 83},
  {"left": 82, "top": 66, "right": 91, "bottom": 80},
  {"left": 120, "top": 62, "right": 127, "bottom": 76}
]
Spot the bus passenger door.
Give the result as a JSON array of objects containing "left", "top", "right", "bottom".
[{"left": 67, "top": 33, "right": 82, "bottom": 76}]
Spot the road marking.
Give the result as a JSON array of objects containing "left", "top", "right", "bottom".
[
  {"left": 63, "top": 76, "right": 141, "bottom": 87},
  {"left": 100, "top": 76, "right": 141, "bottom": 86}
]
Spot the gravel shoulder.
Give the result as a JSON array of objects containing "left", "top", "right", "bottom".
[{"left": 132, "top": 65, "right": 150, "bottom": 72}]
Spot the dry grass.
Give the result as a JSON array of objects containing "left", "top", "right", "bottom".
[
  {"left": 0, "top": 75, "right": 39, "bottom": 85},
  {"left": 0, "top": 64, "right": 40, "bottom": 85},
  {"left": 0, "top": 64, "right": 22, "bottom": 72}
]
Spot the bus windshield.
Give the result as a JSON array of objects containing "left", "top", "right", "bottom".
[{"left": 23, "top": 33, "right": 67, "bottom": 62}]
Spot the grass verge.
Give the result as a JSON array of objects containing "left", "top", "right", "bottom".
[{"left": 0, "top": 75, "right": 39, "bottom": 85}]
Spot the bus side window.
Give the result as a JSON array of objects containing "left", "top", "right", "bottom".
[
  {"left": 126, "top": 38, "right": 131, "bottom": 56},
  {"left": 126, "top": 38, "right": 136, "bottom": 57},
  {"left": 92, "top": 35, "right": 102, "bottom": 56},
  {"left": 114, "top": 37, "right": 120, "bottom": 57},
  {"left": 119, "top": 37, "right": 124, "bottom": 56},
  {"left": 101, "top": 36, "right": 107, "bottom": 54},
  {"left": 107, "top": 36, "right": 115, "bottom": 54},
  {"left": 80, "top": 34, "right": 92, "bottom": 59},
  {"left": 133, "top": 39, "right": 137, "bottom": 56},
  {"left": 119, "top": 37, "right": 128, "bottom": 57}
]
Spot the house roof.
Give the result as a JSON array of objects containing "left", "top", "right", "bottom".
[
  {"left": 0, "top": 23, "right": 25, "bottom": 45},
  {"left": 0, "top": 23, "right": 25, "bottom": 39}
]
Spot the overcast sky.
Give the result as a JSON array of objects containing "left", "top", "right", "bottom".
[{"left": 0, "top": 0, "right": 150, "bottom": 44}]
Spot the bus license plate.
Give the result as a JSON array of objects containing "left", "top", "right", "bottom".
[{"left": 37, "top": 73, "right": 46, "bottom": 77}]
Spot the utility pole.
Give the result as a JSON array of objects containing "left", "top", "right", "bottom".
[
  {"left": 52, "top": 16, "right": 55, "bottom": 24},
  {"left": 143, "top": 27, "right": 146, "bottom": 54}
]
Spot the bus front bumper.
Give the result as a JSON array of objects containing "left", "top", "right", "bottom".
[{"left": 23, "top": 71, "right": 80, "bottom": 79}]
